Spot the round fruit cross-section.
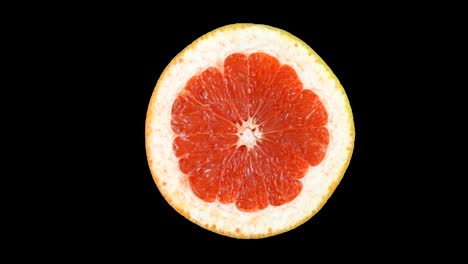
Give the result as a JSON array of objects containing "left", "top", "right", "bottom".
[{"left": 146, "top": 23, "right": 354, "bottom": 238}]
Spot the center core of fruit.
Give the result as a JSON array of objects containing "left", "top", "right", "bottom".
[
  {"left": 239, "top": 127, "right": 256, "bottom": 146},
  {"left": 237, "top": 118, "right": 262, "bottom": 149}
]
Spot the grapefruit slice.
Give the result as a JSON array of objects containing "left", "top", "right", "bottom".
[{"left": 145, "top": 23, "right": 355, "bottom": 238}]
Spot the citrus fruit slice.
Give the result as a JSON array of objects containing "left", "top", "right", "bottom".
[{"left": 145, "top": 23, "right": 354, "bottom": 238}]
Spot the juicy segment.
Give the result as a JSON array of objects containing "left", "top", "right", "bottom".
[{"left": 171, "top": 52, "right": 329, "bottom": 212}]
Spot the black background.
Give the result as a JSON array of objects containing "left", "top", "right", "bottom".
[
  {"left": 125, "top": 13, "right": 413, "bottom": 245},
  {"left": 134, "top": 14, "right": 403, "bottom": 244},
  {"left": 31, "top": 4, "right": 460, "bottom": 256}
]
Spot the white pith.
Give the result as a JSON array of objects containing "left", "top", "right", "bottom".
[
  {"left": 146, "top": 24, "right": 354, "bottom": 238},
  {"left": 237, "top": 117, "right": 262, "bottom": 149}
]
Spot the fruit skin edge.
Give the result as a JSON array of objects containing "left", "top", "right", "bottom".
[{"left": 145, "top": 23, "right": 355, "bottom": 239}]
